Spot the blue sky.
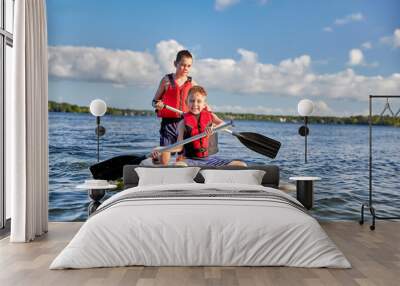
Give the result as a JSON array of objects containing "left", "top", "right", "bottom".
[{"left": 47, "top": 0, "right": 400, "bottom": 116}]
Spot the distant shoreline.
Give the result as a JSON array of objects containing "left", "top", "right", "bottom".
[{"left": 48, "top": 101, "right": 400, "bottom": 127}]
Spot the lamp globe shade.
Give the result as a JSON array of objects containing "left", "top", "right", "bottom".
[
  {"left": 90, "top": 99, "right": 107, "bottom": 117},
  {"left": 297, "top": 99, "right": 314, "bottom": 116}
]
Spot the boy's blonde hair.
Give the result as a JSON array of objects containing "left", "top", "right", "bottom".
[{"left": 188, "top": 86, "right": 207, "bottom": 98}]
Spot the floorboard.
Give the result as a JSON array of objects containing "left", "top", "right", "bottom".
[{"left": 0, "top": 221, "right": 399, "bottom": 286}]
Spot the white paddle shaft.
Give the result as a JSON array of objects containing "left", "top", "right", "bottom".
[
  {"left": 164, "top": 104, "right": 183, "bottom": 115},
  {"left": 150, "top": 121, "right": 233, "bottom": 155}
]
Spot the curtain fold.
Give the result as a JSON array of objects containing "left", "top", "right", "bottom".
[{"left": 8, "top": 0, "right": 48, "bottom": 242}]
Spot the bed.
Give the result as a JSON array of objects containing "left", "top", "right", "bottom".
[{"left": 50, "top": 165, "right": 350, "bottom": 269}]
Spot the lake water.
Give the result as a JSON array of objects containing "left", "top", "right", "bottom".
[{"left": 49, "top": 112, "right": 400, "bottom": 221}]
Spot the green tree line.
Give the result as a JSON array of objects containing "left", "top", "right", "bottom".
[{"left": 48, "top": 101, "right": 400, "bottom": 127}]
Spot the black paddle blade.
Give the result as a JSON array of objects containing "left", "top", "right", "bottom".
[
  {"left": 89, "top": 154, "right": 147, "bottom": 180},
  {"left": 234, "top": 132, "right": 281, "bottom": 159}
]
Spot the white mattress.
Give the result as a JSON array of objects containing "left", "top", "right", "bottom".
[{"left": 50, "top": 183, "right": 351, "bottom": 269}]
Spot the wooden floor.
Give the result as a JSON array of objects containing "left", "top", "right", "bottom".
[{"left": 0, "top": 221, "right": 399, "bottom": 286}]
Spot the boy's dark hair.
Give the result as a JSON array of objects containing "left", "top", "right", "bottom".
[
  {"left": 176, "top": 50, "right": 193, "bottom": 63},
  {"left": 188, "top": 85, "right": 207, "bottom": 97}
]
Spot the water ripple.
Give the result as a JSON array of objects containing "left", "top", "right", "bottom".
[{"left": 49, "top": 113, "right": 400, "bottom": 221}]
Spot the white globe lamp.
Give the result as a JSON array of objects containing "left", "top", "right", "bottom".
[
  {"left": 298, "top": 99, "right": 314, "bottom": 116},
  {"left": 90, "top": 99, "right": 107, "bottom": 117}
]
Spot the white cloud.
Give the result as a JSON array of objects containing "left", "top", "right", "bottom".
[
  {"left": 312, "top": 100, "right": 333, "bottom": 116},
  {"left": 348, "top": 49, "right": 364, "bottom": 66},
  {"left": 48, "top": 46, "right": 162, "bottom": 86},
  {"left": 324, "top": 12, "right": 364, "bottom": 32},
  {"left": 48, "top": 40, "right": 400, "bottom": 102},
  {"left": 334, "top": 12, "right": 364, "bottom": 26},
  {"left": 361, "top": 42, "right": 372, "bottom": 50},
  {"left": 211, "top": 101, "right": 345, "bottom": 116},
  {"left": 210, "top": 102, "right": 357, "bottom": 117},
  {"left": 215, "top": 0, "right": 240, "bottom": 11},
  {"left": 155, "top": 40, "right": 185, "bottom": 73},
  {"left": 211, "top": 104, "right": 290, "bottom": 115},
  {"left": 347, "top": 48, "right": 378, "bottom": 68},
  {"left": 380, "top": 28, "right": 400, "bottom": 49},
  {"left": 237, "top": 48, "right": 258, "bottom": 63},
  {"left": 307, "top": 69, "right": 399, "bottom": 100}
]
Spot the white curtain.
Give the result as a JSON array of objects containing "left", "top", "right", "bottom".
[{"left": 7, "top": 0, "right": 48, "bottom": 242}]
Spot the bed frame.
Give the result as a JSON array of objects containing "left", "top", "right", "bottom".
[{"left": 123, "top": 165, "right": 280, "bottom": 189}]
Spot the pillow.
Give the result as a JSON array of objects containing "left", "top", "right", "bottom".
[
  {"left": 135, "top": 167, "right": 200, "bottom": 186},
  {"left": 200, "top": 169, "right": 266, "bottom": 185}
]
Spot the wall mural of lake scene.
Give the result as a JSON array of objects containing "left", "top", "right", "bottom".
[
  {"left": 48, "top": 108, "right": 400, "bottom": 222},
  {"left": 6, "top": 1, "right": 400, "bottom": 284},
  {"left": 47, "top": 0, "right": 400, "bottom": 223}
]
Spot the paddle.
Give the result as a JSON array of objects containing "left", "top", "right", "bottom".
[
  {"left": 163, "top": 104, "right": 281, "bottom": 159},
  {"left": 89, "top": 121, "right": 233, "bottom": 180}
]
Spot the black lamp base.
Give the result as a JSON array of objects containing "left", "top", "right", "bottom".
[{"left": 88, "top": 189, "right": 106, "bottom": 215}]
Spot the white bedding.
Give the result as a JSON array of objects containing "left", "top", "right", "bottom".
[{"left": 50, "top": 183, "right": 351, "bottom": 269}]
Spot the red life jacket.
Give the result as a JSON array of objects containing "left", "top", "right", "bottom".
[
  {"left": 157, "top": 74, "right": 192, "bottom": 118},
  {"left": 183, "top": 110, "right": 214, "bottom": 158}
]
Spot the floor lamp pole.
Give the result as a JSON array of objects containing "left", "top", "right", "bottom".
[
  {"left": 96, "top": 116, "right": 100, "bottom": 162},
  {"left": 297, "top": 99, "right": 313, "bottom": 164},
  {"left": 304, "top": 116, "right": 308, "bottom": 164}
]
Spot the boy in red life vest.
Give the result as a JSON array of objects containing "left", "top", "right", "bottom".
[
  {"left": 152, "top": 50, "right": 197, "bottom": 165},
  {"left": 152, "top": 86, "right": 247, "bottom": 167}
]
